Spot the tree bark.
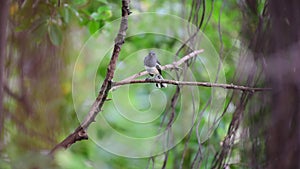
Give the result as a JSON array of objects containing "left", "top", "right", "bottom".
[
  {"left": 0, "top": 0, "right": 9, "bottom": 148},
  {"left": 265, "top": 1, "right": 300, "bottom": 168}
]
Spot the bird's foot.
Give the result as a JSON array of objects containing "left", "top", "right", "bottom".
[{"left": 145, "top": 77, "right": 155, "bottom": 81}]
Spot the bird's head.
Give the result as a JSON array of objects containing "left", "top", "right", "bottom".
[{"left": 149, "top": 50, "right": 156, "bottom": 57}]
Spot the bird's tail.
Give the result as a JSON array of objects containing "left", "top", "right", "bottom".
[{"left": 155, "top": 75, "right": 167, "bottom": 88}]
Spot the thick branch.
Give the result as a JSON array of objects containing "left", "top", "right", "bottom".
[
  {"left": 49, "top": 0, "right": 131, "bottom": 155},
  {"left": 111, "top": 49, "right": 204, "bottom": 91},
  {"left": 113, "top": 79, "right": 271, "bottom": 92}
]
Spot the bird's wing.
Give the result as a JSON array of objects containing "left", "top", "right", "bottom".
[{"left": 156, "top": 62, "right": 162, "bottom": 75}]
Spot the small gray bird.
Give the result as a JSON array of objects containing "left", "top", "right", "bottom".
[{"left": 144, "top": 51, "right": 167, "bottom": 88}]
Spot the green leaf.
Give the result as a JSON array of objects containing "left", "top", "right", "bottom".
[
  {"left": 48, "top": 23, "right": 63, "bottom": 46},
  {"left": 26, "top": 17, "right": 49, "bottom": 44},
  {"left": 100, "top": 10, "right": 112, "bottom": 20},
  {"left": 97, "top": 6, "right": 110, "bottom": 13},
  {"left": 88, "top": 21, "right": 99, "bottom": 34},
  {"left": 67, "top": 5, "right": 83, "bottom": 23},
  {"left": 62, "top": 7, "right": 70, "bottom": 23},
  {"left": 32, "top": 20, "right": 48, "bottom": 44},
  {"left": 96, "top": 6, "right": 112, "bottom": 20}
]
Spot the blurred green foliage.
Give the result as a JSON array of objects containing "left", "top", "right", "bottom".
[
  {"left": 2, "top": 0, "right": 246, "bottom": 169},
  {"left": 12, "top": 0, "right": 113, "bottom": 45}
]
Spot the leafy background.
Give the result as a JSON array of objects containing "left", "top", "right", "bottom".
[{"left": 2, "top": 0, "right": 267, "bottom": 169}]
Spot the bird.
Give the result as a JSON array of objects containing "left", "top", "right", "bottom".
[{"left": 144, "top": 51, "right": 167, "bottom": 88}]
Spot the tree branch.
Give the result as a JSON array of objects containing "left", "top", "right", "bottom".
[
  {"left": 49, "top": 0, "right": 131, "bottom": 155},
  {"left": 111, "top": 49, "right": 270, "bottom": 92},
  {"left": 113, "top": 79, "right": 271, "bottom": 92}
]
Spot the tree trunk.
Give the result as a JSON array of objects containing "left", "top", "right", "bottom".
[
  {"left": 0, "top": 0, "right": 9, "bottom": 147},
  {"left": 265, "top": 0, "right": 300, "bottom": 168}
]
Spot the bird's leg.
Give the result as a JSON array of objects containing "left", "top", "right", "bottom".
[{"left": 145, "top": 73, "right": 155, "bottom": 81}]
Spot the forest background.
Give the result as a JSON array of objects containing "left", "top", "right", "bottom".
[{"left": 0, "top": 0, "right": 299, "bottom": 169}]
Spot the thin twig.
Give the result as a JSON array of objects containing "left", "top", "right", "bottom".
[{"left": 112, "top": 79, "right": 271, "bottom": 92}]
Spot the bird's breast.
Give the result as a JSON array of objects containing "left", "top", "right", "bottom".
[{"left": 145, "top": 66, "right": 160, "bottom": 75}]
